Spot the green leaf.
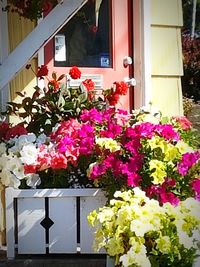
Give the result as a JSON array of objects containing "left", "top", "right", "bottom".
[
  {"left": 78, "top": 92, "right": 88, "bottom": 103},
  {"left": 57, "top": 95, "right": 65, "bottom": 108}
]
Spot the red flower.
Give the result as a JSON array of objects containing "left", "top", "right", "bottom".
[
  {"left": 69, "top": 66, "right": 81, "bottom": 79},
  {"left": 106, "top": 93, "right": 120, "bottom": 106},
  {"left": 50, "top": 153, "right": 68, "bottom": 169},
  {"left": 37, "top": 65, "right": 49, "bottom": 78},
  {"left": 114, "top": 81, "right": 128, "bottom": 95},
  {"left": 49, "top": 79, "right": 60, "bottom": 91},
  {"left": 5, "top": 124, "right": 28, "bottom": 140},
  {"left": 82, "top": 79, "right": 95, "bottom": 100},
  {"left": 0, "top": 122, "right": 10, "bottom": 141},
  {"left": 90, "top": 25, "right": 98, "bottom": 33},
  {"left": 42, "top": 1, "right": 53, "bottom": 13},
  {"left": 24, "top": 164, "right": 37, "bottom": 174}
]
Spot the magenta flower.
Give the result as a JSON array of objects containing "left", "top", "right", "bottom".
[
  {"left": 100, "top": 123, "right": 122, "bottom": 138},
  {"left": 79, "top": 124, "right": 94, "bottom": 138},
  {"left": 57, "top": 136, "right": 74, "bottom": 153},
  {"left": 134, "top": 122, "right": 155, "bottom": 139},
  {"left": 79, "top": 137, "right": 94, "bottom": 155},
  {"left": 125, "top": 127, "right": 139, "bottom": 138},
  {"left": 89, "top": 163, "right": 106, "bottom": 180},
  {"left": 127, "top": 173, "right": 141, "bottom": 187},
  {"left": 160, "top": 192, "right": 180, "bottom": 206},
  {"left": 155, "top": 124, "right": 180, "bottom": 141},
  {"left": 80, "top": 108, "right": 103, "bottom": 124},
  {"left": 178, "top": 151, "right": 200, "bottom": 175},
  {"left": 124, "top": 139, "right": 141, "bottom": 154},
  {"left": 192, "top": 179, "right": 200, "bottom": 200}
]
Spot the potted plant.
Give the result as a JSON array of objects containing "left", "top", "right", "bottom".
[{"left": 0, "top": 65, "right": 129, "bottom": 258}]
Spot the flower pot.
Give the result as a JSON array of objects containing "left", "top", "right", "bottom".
[{"left": 5, "top": 187, "right": 106, "bottom": 259}]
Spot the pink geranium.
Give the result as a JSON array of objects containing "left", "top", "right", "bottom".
[
  {"left": 50, "top": 152, "right": 68, "bottom": 169},
  {"left": 173, "top": 115, "right": 192, "bottom": 130}
]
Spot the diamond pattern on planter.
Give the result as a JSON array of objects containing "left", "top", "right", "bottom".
[{"left": 40, "top": 216, "right": 54, "bottom": 230}]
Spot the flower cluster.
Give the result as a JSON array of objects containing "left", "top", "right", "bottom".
[
  {"left": 0, "top": 101, "right": 200, "bottom": 205},
  {"left": 0, "top": 66, "right": 130, "bottom": 189},
  {"left": 4, "top": 65, "right": 127, "bottom": 136},
  {"left": 88, "top": 188, "right": 200, "bottom": 267},
  {"left": 0, "top": 65, "right": 200, "bottom": 266},
  {"left": 84, "top": 107, "right": 200, "bottom": 203}
]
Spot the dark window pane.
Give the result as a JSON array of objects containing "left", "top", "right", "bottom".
[{"left": 54, "top": 0, "right": 112, "bottom": 68}]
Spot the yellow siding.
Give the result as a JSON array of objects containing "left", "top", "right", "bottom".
[
  {"left": 151, "top": 0, "right": 183, "bottom": 26},
  {"left": 151, "top": 27, "right": 183, "bottom": 76},
  {"left": 8, "top": 10, "right": 37, "bottom": 105},
  {"left": 152, "top": 77, "right": 183, "bottom": 116},
  {"left": 150, "top": 0, "right": 184, "bottom": 116}
]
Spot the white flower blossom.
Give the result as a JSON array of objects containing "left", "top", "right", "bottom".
[{"left": 20, "top": 143, "right": 38, "bottom": 165}]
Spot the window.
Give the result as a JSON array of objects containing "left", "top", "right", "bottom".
[{"left": 54, "top": 0, "right": 112, "bottom": 68}]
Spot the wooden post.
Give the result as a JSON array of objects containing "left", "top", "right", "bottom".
[{"left": 0, "top": 185, "right": 6, "bottom": 246}]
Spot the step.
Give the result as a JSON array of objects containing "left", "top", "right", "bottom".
[{"left": 0, "top": 254, "right": 106, "bottom": 267}]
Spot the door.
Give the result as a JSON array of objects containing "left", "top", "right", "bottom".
[{"left": 44, "top": 0, "right": 133, "bottom": 111}]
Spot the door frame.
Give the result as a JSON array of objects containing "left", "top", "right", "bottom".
[{"left": 132, "top": 0, "right": 152, "bottom": 109}]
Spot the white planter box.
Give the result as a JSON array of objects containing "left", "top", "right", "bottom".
[{"left": 5, "top": 187, "right": 106, "bottom": 259}]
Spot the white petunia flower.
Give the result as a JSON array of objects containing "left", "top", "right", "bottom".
[
  {"left": 8, "top": 133, "right": 36, "bottom": 153},
  {"left": 0, "top": 170, "right": 20, "bottom": 188},
  {"left": 20, "top": 143, "right": 38, "bottom": 165}
]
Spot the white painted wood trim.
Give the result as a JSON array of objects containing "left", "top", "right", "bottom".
[
  {"left": 37, "top": 17, "right": 45, "bottom": 88},
  {"left": 5, "top": 188, "right": 15, "bottom": 259},
  {"left": 6, "top": 188, "right": 105, "bottom": 198},
  {"left": 0, "top": 0, "right": 87, "bottom": 91},
  {"left": 17, "top": 198, "right": 46, "bottom": 254},
  {"left": 141, "top": 0, "right": 152, "bottom": 107},
  {"left": 49, "top": 197, "right": 77, "bottom": 253},
  {"left": 133, "top": 0, "right": 143, "bottom": 109},
  {"left": 132, "top": 0, "right": 152, "bottom": 109},
  {"left": 0, "top": 0, "right": 10, "bottom": 111}
]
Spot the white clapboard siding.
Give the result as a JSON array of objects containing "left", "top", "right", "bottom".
[
  {"left": 17, "top": 198, "right": 46, "bottom": 254},
  {"left": 80, "top": 195, "right": 106, "bottom": 253},
  {"left": 49, "top": 197, "right": 77, "bottom": 253}
]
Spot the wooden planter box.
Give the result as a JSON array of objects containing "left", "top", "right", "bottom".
[{"left": 5, "top": 188, "right": 106, "bottom": 259}]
